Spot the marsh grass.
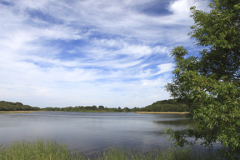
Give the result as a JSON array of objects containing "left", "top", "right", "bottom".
[
  {"left": 0, "top": 139, "right": 222, "bottom": 160},
  {"left": 0, "top": 139, "right": 71, "bottom": 160},
  {"left": 94, "top": 146, "right": 222, "bottom": 160}
]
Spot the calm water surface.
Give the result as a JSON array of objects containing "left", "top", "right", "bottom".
[{"left": 0, "top": 112, "right": 221, "bottom": 155}]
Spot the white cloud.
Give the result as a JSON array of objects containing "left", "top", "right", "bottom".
[
  {"left": 41, "top": 26, "right": 82, "bottom": 40},
  {"left": 152, "top": 46, "right": 169, "bottom": 54},
  {"left": 156, "top": 63, "right": 175, "bottom": 75},
  {"left": 169, "top": 0, "right": 195, "bottom": 16},
  {"left": 168, "top": 0, "right": 210, "bottom": 16}
]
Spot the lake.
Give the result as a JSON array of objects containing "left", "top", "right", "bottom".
[{"left": 0, "top": 111, "right": 221, "bottom": 155}]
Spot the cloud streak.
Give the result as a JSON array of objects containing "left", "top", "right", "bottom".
[{"left": 0, "top": 0, "right": 210, "bottom": 107}]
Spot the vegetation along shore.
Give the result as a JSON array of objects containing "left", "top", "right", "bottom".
[
  {"left": 0, "top": 101, "right": 40, "bottom": 111},
  {"left": 0, "top": 111, "right": 42, "bottom": 114},
  {"left": 0, "top": 139, "right": 221, "bottom": 160},
  {"left": 0, "top": 99, "right": 189, "bottom": 113},
  {"left": 136, "top": 111, "right": 189, "bottom": 114}
]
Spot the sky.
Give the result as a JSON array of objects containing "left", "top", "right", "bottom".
[{"left": 0, "top": 0, "right": 211, "bottom": 108}]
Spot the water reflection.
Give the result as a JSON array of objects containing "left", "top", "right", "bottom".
[
  {"left": 153, "top": 119, "right": 193, "bottom": 126},
  {"left": 0, "top": 112, "right": 221, "bottom": 155}
]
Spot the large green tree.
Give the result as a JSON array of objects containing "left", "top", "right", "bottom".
[{"left": 164, "top": 0, "right": 240, "bottom": 159}]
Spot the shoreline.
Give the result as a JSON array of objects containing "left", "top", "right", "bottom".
[
  {"left": 0, "top": 111, "right": 190, "bottom": 114},
  {"left": 0, "top": 111, "right": 42, "bottom": 114},
  {"left": 136, "top": 111, "right": 189, "bottom": 114}
]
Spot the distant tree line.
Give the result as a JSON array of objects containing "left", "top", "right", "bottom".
[
  {"left": 42, "top": 99, "right": 189, "bottom": 112},
  {"left": 0, "top": 99, "right": 189, "bottom": 112},
  {"left": 42, "top": 105, "right": 132, "bottom": 112},
  {"left": 0, "top": 101, "right": 40, "bottom": 111}
]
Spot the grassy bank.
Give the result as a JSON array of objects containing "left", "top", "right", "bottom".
[
  {"left": 0, "top": 139, "right": 221, "bottom": 160},
  {"left": 0, "top": 111, "right": 42, "bottom": 114},
  {"left": 136, "top": 111, "right": 189, "bottom": 114}
]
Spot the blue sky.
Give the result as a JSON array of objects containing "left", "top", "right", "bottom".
[{"left": 0, "top": 0, "right": 211, "bottom": 108}]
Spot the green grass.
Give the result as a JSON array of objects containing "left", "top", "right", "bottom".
[{"left": 0, "top": 139, "right": 222, "bottom": 160}]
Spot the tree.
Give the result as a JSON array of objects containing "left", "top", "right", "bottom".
[
  {"left": 164, "top": 0, "right": 240, "bottom": 159},
  {"left": 117, "top": 107, "right": 122, "bottom": 112},
  {"left": 123, "top": 107, "right": 131, "bottom": 112},
  {"left": 98, "top": 105, "right": 104, "bottom": 110},
  {"left": 92, "top": 105, "right": 97, "bottom": 110}
]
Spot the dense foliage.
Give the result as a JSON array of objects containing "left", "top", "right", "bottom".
[
  {"left": 0, "top": 101, "right": 40, "bottom": 111},
  {"left": 164, "top": 0, "right": 240, "bottom": 159},
  {"left": 141, "top": 99, "right": 188, "bottom": 112}
]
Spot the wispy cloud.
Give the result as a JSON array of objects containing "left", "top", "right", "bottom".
[{"left": 0, "top": 0, "right": 211, "bottom": 107}]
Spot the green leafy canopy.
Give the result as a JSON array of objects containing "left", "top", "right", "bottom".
[{"left": 164, "top": 0, "right": 240, "bottom": 159}]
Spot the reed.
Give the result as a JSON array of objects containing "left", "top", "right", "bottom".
[{"left": 0, "top": 139, "right": 221, "bottom": 160}]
